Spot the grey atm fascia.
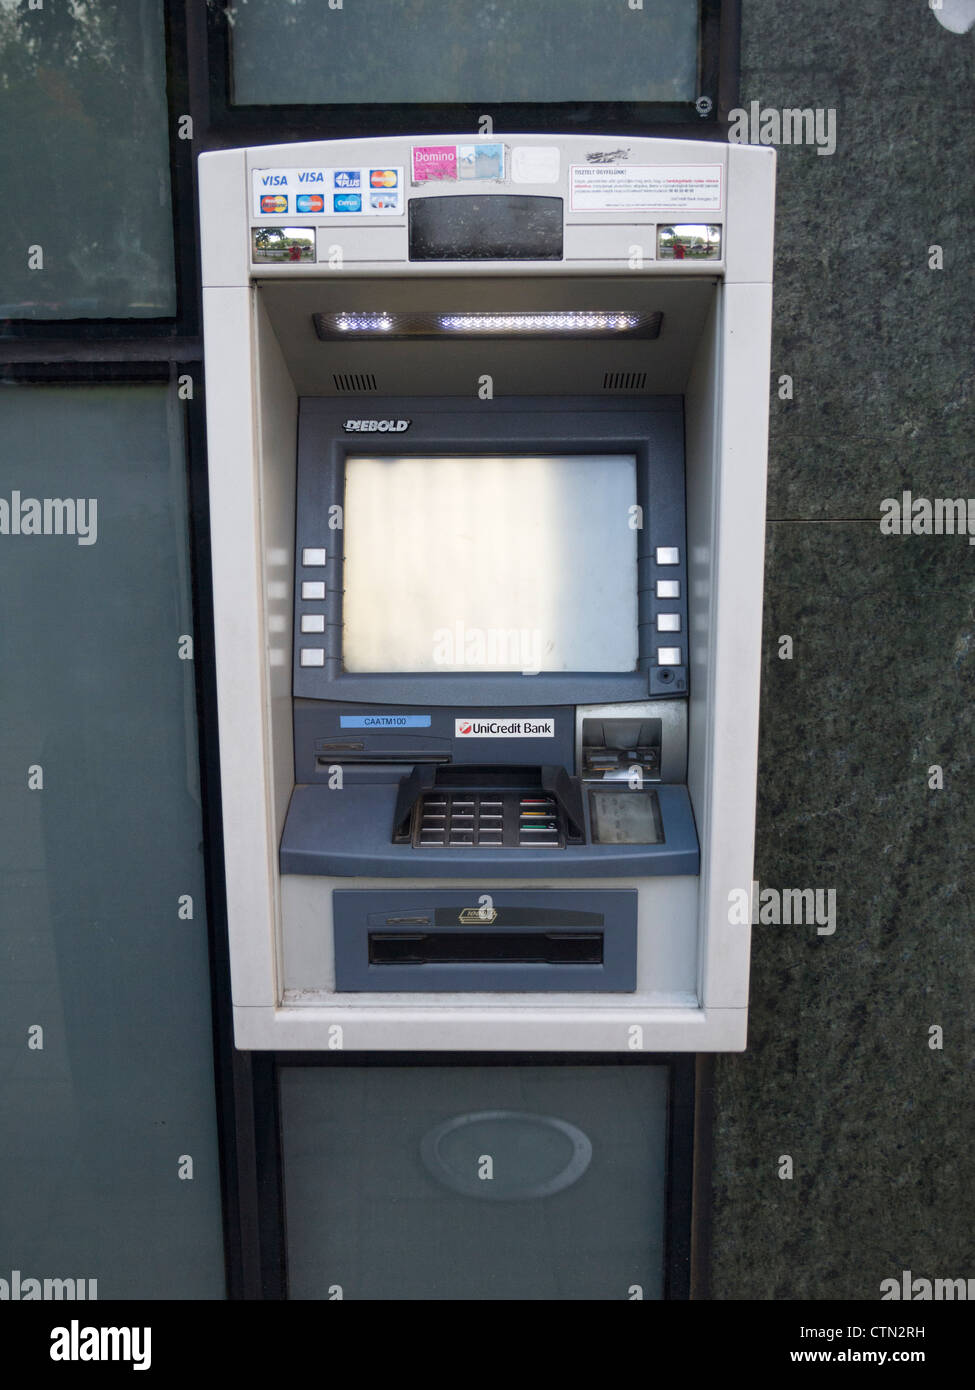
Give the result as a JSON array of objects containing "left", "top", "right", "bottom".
[{"left": 199, "top": 134, "right": 775, "bottom": 1052}]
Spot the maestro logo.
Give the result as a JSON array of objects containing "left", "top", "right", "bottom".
[{"left": 342, "top": 419, "right": 411, "bottom": 433}]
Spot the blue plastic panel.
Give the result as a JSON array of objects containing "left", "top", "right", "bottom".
[{"left": 280, "top": 782, "right": 699, "bottom": 877}]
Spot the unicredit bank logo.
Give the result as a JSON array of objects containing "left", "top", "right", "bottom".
[
  {"left": 455, "top": 718, "right": 555, "bottom": 738},
  {"left": 342, "top": 419, "right": 411, "bottom": 433}
]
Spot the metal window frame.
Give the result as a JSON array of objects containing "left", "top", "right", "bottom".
[
  {"left": 0, "top": 0, "right": 199, "bottom": 342},
  {"left": 203, "top": 0, "right": 739, "bottom": 143},
  {"left": 0, "top": 357, "right": 249, "bottom": 1300}
]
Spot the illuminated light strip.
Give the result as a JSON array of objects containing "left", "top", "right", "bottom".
[
  {"left": 334, "top": 314, "right": 394, "bottom": 332},
  {"left": 440, "top": 312, "right": 640, "bottom": 332},
  {"left": 313, "top": 310, "right": 662, "bottom": 340}
]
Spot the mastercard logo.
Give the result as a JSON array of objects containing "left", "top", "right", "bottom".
[
  {"left": 370, "top": 169, "right": 397, "bottom": 188},
  {"left": 260, "top": 194, "right": 288, "bottom": 214}
]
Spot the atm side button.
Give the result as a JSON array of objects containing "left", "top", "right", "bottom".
[
  {"left": 657, "top": 647, "right": 682, "bottom": 666},
  {"left": 301, "top": 548, "right": 327, "bottom": 567},
  {"left": 299, "top": 648, "right": 325, "bottom": 667}
]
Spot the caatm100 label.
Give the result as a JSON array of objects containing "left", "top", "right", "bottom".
[{"left": 455, "top": 718, "right": 555, "bottom": 738}]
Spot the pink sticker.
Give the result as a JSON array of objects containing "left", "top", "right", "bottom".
[{"left": 412, "top": 145, "right": 457, "bottom": 182}]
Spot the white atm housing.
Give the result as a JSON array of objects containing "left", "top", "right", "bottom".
[{"left": 199, "top": 135, "right": 775, "bottom": 1052}]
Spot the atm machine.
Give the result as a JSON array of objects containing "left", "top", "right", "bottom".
[{"left": 199, "top": 135, "right": 774, "bottom": 1298}]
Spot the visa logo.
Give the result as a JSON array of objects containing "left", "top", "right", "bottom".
[
  {"left": 297, "top": 171, "right": 325, "bottom": 183},
  {"left": 261, "top": 174, "right": 288, "bottom": 186}
]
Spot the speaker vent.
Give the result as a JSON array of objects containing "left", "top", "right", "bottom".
[
  {"left": 333, "top": 373, "right": 378, "bottom": 392},
  {"left": 602, "top": 372, "right": 647, "bottom": 391}
]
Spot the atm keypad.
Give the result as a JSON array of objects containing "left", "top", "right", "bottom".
[{"left": 412, "top": 792, "right": 564, "bottom": 848}]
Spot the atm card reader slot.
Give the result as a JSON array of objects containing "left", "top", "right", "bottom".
[{"left": 582, "top": 716, "right": 662, "bottom": 782}]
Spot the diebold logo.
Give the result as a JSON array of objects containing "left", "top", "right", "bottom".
[
  {"left": 454, "top": 718, "right": 555, "bottom": 739},
  {"left": 342, "top": 419, "right": 411, "bottom": 433}
]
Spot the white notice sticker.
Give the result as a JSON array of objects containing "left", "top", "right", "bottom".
[
  {"left": 570, "top": 163, "right": 722, "bottom": 213},
  {"left": 511, "top": 146, "right": 561, "bottom": 185}
]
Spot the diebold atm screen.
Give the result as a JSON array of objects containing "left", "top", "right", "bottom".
[{"left": 341, "top": 454, "right": 639, "bottom": 674}]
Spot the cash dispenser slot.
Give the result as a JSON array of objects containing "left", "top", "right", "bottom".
[
  {"left": 369, "top": 931, "right": 604, "bottom": 965},
  {"left": 334, "top": 889, "right": 637, "bottom": 992}
]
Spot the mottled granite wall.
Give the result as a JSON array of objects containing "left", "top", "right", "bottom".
[{"left": 709, "top": 1, "right": 975, "bottom": 1299}]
